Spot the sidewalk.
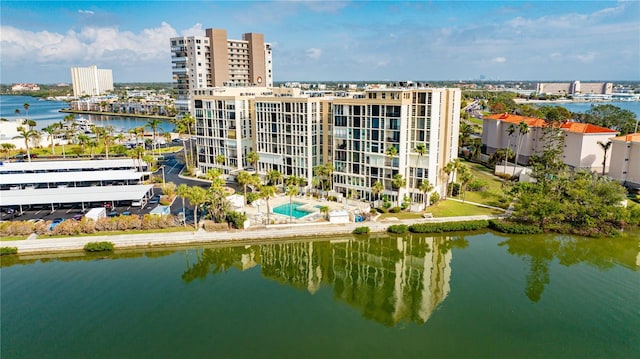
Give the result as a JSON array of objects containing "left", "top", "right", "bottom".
[{"left": 3, "top": 214, "right": 506, "bottom": 255}]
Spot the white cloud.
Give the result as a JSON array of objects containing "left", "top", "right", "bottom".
[
  {"left": 306, "top": 48, "right": 322, "bottom": 59},
  {"left": 78, "top": 9, "right": 95, "bottom": 15},
  {"left": 0, "top": 22, "right": 178, "bottom": 65},
  {"left": 181, "top": 23, "right": 204, "bottom": 37},
  {"left": 492, "top": 57, "right": 506, "bottom": 63},
  {"left": 574, "top": 52, "right": 597, "bottom": 63}
]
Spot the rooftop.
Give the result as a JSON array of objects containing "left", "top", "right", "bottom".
[{"left": 485, "top": 113, "right": 618, "bottom": 134}]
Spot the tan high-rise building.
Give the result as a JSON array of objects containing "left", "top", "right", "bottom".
[
  {"left": 192, "top": 85, "right": 461, "bottom": 206},
  {"left": 70, "top": 65, "right": 113, "bottom": 97},
  {"left": 170, "top": 28, "right": 273, "bottom": 113}
]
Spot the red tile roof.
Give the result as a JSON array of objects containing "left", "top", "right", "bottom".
[
  {"left": 559, "top": 122, "right": 618, "bottom": 134},
  {"left": 612, "top": 133, "right": 640, "bottom": 142},
  {"left": 484, "top": 113, "right": 617, "bottom": 134}
]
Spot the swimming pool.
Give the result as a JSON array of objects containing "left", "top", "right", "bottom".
[{"left": 272, "top": 202, "right": 313, "bottom": 218}]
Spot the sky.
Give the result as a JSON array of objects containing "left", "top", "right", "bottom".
[{"left": 1, "top": 1, "right": 639, "bottom": 83}]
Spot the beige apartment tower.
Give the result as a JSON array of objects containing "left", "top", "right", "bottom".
[
  {"left": 171, "top": 28, "right": 273, "bottom": 112},
  {"left": 70, "top": 65, "right": 113, "bottom": 97}
]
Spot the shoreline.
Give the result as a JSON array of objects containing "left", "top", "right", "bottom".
[
  {"left": 1, "top": 214, "right": 505, "bottom": 256},
  {"left": 59, "top": 109, "right": 175, "bottom": 120}
]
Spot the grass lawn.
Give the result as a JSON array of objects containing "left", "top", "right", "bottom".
[
  {"left": 452, "top": 160, "right": 510, "bottom": 209},
  {"left": 1, "top": 236, "right": 29, "bottom": 241},
  {"left": 378, "top": 212, "right": 423, "bottom": 220},
  {"left": 426, "top": 200, "right": 504, "bottom": 217}
]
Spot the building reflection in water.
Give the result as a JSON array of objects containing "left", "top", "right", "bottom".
[{"left": 182, "top": 234, "right": 460, "bottom": 326}]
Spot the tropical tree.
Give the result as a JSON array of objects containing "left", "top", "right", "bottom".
[
  {"left": 458, "top": 165, "right": 473, "bottom": 202},
  {"left": 391, "top": 173, "right": 406, "bottom": 206},
  {"left": 235, "top": 171, "right": 253, "bottom": 204},
  {"left": 206, "top": 168, "right": 226, "bottom": 190},
  {"left": 186, "top": 186, "right": 208, "bottom": 230},
  {"left": 444, "top": 158, "right": 463, "bottom": 197},
  {"left": 371, "top": 180, "right": 384, "bottom": 205},
  {"left": 215, "top": 154, "right": 226, "bottom": 170},
  {"left": 146, "top": 119, "right": 162, "bottom": 156},
  {"left": 512, "top": 121, "right": 530, "bottom": 175},
  {"left": 129, "top": 146, "right": 146, "bottom": 172},
  {"left": 246, "top": 151, "right": 259, "bottom": 173},
  {"left": 87, "top": 139, "right": 98, "bottom": 157},
  {"left": 13, "top": 126, "right": 40, "bottom": 162},
  {"left": 14, "top": 108, "right": 20, "bottom": 116},
  {"left": 313, "top": 165, "right": 327, "bottom": 194},
  {"left": 505, "top": 124, "right": 516, "bottom": 169},
  {"left": 76, "top": 134, "right": 91, "bottom": 155},
  {"left": 173, "top": 114, "right": 195, "bottom": 167},
  {"left": 176, "top": 184, "right": 189, "bottom": 226},
  {"left": 385, "top": 145, "right": 398, "bottom": 165},
  {"left": 285, "top": 184, "right": 299, "bottom": 223},
  {"left": 324, "top": 163, "right": 334, "bottom": 193},
  {"left": 41, "top": 123, "right": 60, "bottom": 155},
  {"left": 259, "top": 185, "right": 276, "bottom": 225},
  {"left": 319, "top": 205, "right": 330, "bottom": 220},
  {"left": 1, "top": 143, "right": 16, "bottom": 160},
  {"left": 267, "top": 169, "right": 283, "bottom": 188},
  {"left": 597, "top": 140, "right": 612, "bottom": 176},
  {"left": 418, "top": 180, "right": 434, "bottom": 207},
  {"left": 23, "top": 103, "right": 30, "bottom": 117}
]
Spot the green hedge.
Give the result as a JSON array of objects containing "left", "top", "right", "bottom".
[
  {"left": 409, "top": 220, "right": 489, "bottom": 233},
  {"left": 387, "top": 224, "right": 409, "bottom": 234},
  {"left": 83, "top": 241, "right": 114, "bottom": 252},
  {"left": 0, "top": 247, "right": 18, "bottom": 256},
  {"left": 352, "top": 226, "right": 370, "bottom": 235},
  {"left": 389, "top": 206, "right": 402, "bottom": 213},
  {"left": 488, "top": 220, "right": 543, "bottom": 234}
]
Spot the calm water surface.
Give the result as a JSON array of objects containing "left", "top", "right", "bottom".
[
  {"left": 2, "top": 231, "right": 639, "bottom": 358},
  {"left": 1, "top": 95, "right": 174, "bottom": 133}
]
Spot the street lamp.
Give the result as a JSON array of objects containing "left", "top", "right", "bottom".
[{"left": 160, "top": 165, "right": 165, "bottom": 185}]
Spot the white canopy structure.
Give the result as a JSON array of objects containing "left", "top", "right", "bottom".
[
  {"left": 0, "top": 170, "right": 148, "bottom": 186},
  {"left": 0, "top": 185, "right": 154, "bottom": 208}
]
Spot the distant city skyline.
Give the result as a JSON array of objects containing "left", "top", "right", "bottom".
[{"left": 1, "top": 1, "right": 639, "bottom": 83}]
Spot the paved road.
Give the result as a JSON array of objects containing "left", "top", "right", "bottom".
[{"left": 4, "top": 214, "right": 506, "bottom": 255}]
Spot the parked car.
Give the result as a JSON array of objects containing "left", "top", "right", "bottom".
[
  {"left": 72, "top": 214, "right": 83, "bottom": 221},
  {"left": 148, "top": 197, "right": 160, "bottom": 205},
  {"left": 49, "top": 218, "right": 65, "bottom": 231},
  {"left": 107, "top": 211, "right": 119, "bottom": 217},
  {"left": 121, "top": 211, "right": 131, "bottom": 216}
]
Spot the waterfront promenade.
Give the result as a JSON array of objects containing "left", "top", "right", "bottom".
[{"left": 4, "top": 214, "right": 505, "bottom": 255}]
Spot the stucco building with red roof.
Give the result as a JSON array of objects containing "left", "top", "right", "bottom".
[
  {"left": 482, "top": 113, "right": 618, "bottom": 172},
  {"left": 608, "top": 133, "right": 640, "bottom": 188}
]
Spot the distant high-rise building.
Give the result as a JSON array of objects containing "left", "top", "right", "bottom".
[
  {"left": 70, "top": 65, "right": 113, "bottom": 97},
  {"left": 170, "top": 28, "right": 273, "bottom": 113}
]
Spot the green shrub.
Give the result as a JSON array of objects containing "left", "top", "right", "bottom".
[
  {"left": 383, "top": 201, "right": 392, "bottom": 209},
  {"left": 409, "top": 220, "right": 489, "bottom": 233},
  {"left": 467, "top": 179, "right": 488, "bottom": 192},
  {"left": 352, "top": 226, "right": 370, "bottom": 235},
  {"left": 246, "top": 192, "right": 260, "bottom": 204},
  {"left": 488, "top": 220, "right": 543, "bottom": 234},
  {"left": 389, "top": 206, "right": 402, "bottom": 213},
  {"left": 1, "top": 247, "right": 18, "bottom": 256},
  {"left": 429, "top": 192, "right": 440, "bottom": 205},
  {"left": 83, "top": 241, "right": 114, "bottom": 252},
  {"left": 447, "top": 183, "right": 461, "bottom": 197},
  {"left": 225, "top": 211, "right": 247, "bottom": 229},
  {"left": 387, "top": 224, "right": 408, "bottom": 234}
]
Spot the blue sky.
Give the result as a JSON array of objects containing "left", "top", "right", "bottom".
[{"left": 1, "top": 1, "right": 638, "bottom": 83}]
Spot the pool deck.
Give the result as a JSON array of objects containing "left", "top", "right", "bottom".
[{"left": 247, "top": 194, "right": 371, "bottom": 224}]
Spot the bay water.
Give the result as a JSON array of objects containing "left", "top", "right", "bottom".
[{"left": 2, "top": 231, "right": 638, "bottom": 358}]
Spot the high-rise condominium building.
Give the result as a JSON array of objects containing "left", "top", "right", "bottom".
[
  {"left": 171, "top": 28, "right": 273, "bottom": 113},
  {"left": 192, "top": 85, "right": 460, "bottom": 205},
  {"left": 70, "top": 65, "right": 113, "bottom": 97}
]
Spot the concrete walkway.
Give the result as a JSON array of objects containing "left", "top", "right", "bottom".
[{"left": 3, "top": 214, "right": 506, "bottom": 255}]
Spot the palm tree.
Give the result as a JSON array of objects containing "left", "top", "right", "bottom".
[
  {"left": 371, "top": 180, "right": 384, "bottom": 206},
  {"left": 285, "top": 184, "right": 298, "bottom": 223},
  {"left": 42, "top": 123, "right": 60, "bottom": 155},
  {"left": 443, "top": 161, "right": 454, "bottom": 199},
  {"left": 215, "top": 154, "right": 226, "bottom": 170},
  {"left": 458, "top": 165, "right": 473, "bottom": 202},
  {"left": 391, "top": 173, "right": 406, "bottom": 206},
  {"left": 176, "top": 184, "right": 189, "bottom": 226},
  {"left": 385, "top": 145, "right": 398, "bottom": 165},
  {"left": 597, "top": 140, "right": 612, "bottom": 176},
  {"left": 87, "top": 139, "right": 98, "bottom": 157},
  {"left": 206, "top": 168, "right": 226, "bottom": 190},
  {"left": 319, "top": 205, "right": 330, "bottom": 221},
  {"left": 418, "top": 180, "right": 434, "bottom": 207},
  {"left": 23, "top": 103, "right": 30, "bottom": 118},
  {"left": 324, "top": 163, "right": 334, "bottom": 193},
  {"left": 13, "top": 126, "right": 40, "bottom": 162},
  {"left": 259, "top": 185, "right": 276, "bottom": 225},
  {"left": 246, "top": 151, "right": 259, "bottom": 173},
  {"left": 505, "top": 124, "right": 516, "bottom": 170},
  {"left": 313, "top": 165, "right": 327, "bottom": 194},
  {"left": 146, "top": 119, "right": 161, "bottom": 156},
  {"left": 186, "top": 186, "right": 208, "bottom": 230},
  {"left": 512, "top": 121, "right": 530, "bottom": 176},
  {"left": 1, "top": 143, "right": 16, "bottom": 160},
  {"left": 235, "top": 170, "right": 254, "bottom": 205},
  {"left": 14, "top": 109, "right": 20, "bottom": 116},
  {"left": 76, "top": 134, "right": 90, "bottom": 156},
  {"left": 267, "top": 169, "right": 283, "bottom": 188}
]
